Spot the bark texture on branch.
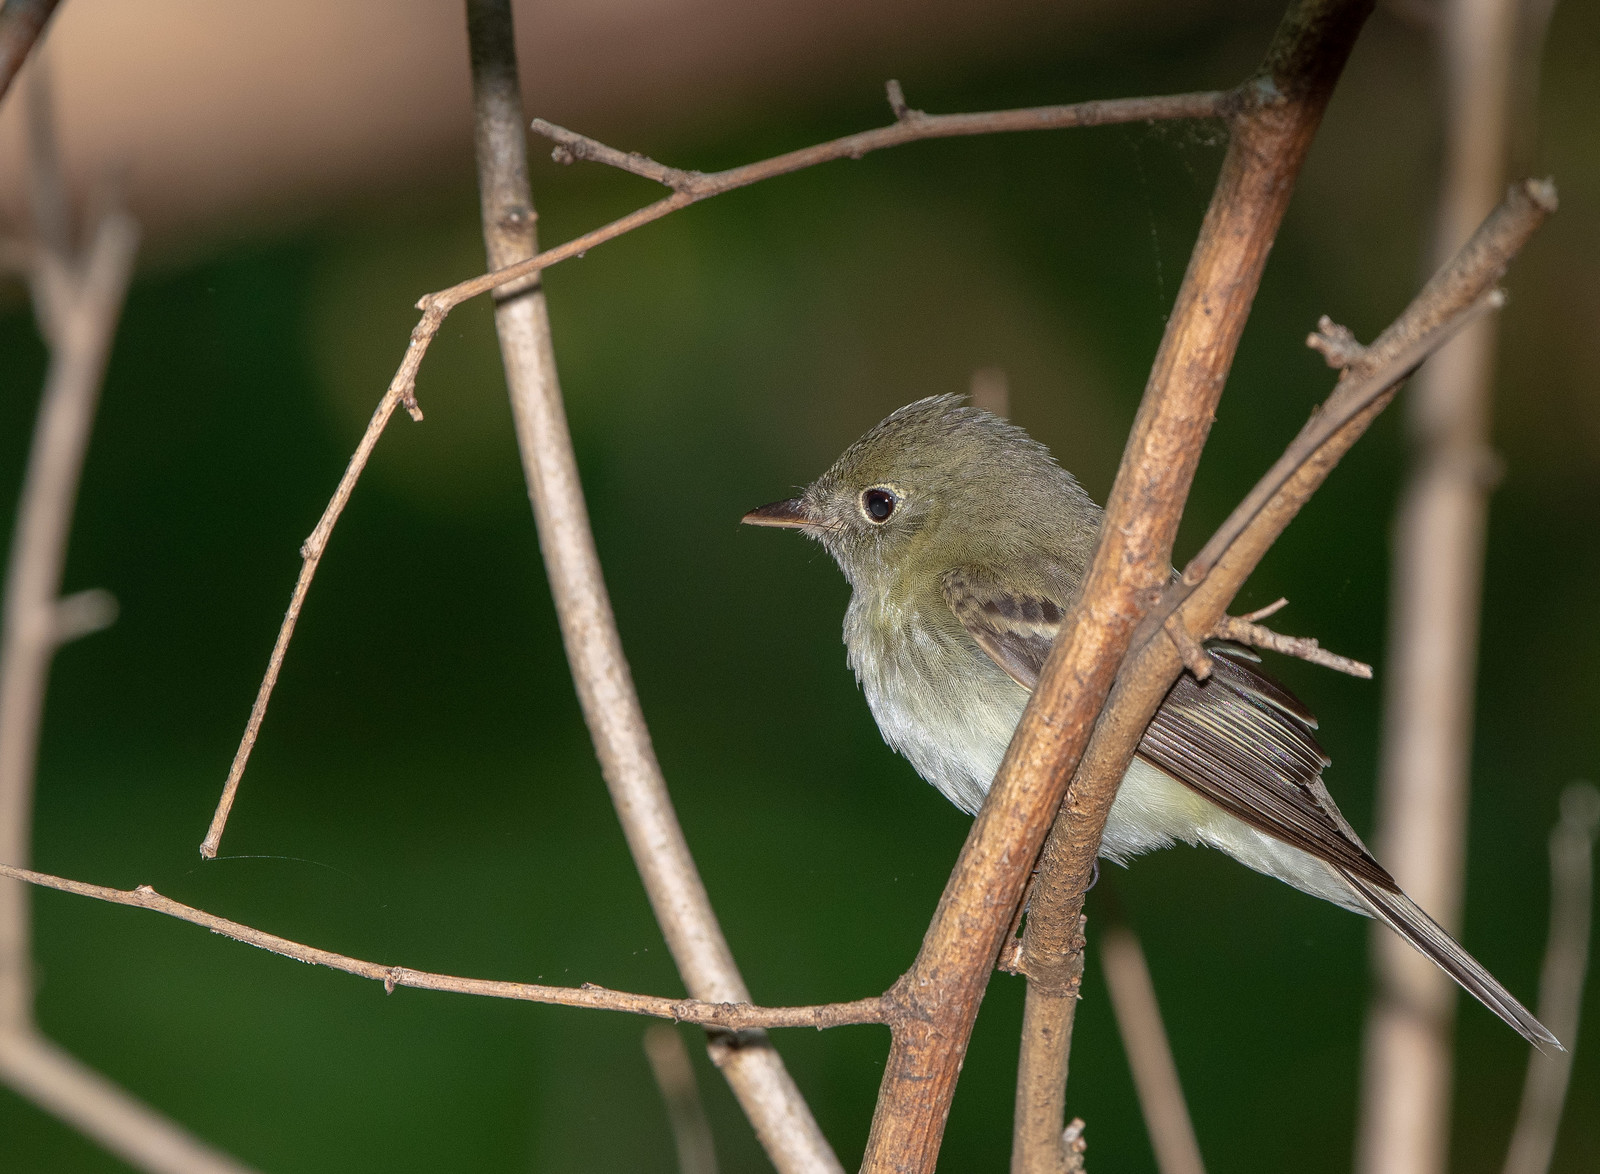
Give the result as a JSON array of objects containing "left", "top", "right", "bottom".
[
  {"left": 1358, "top": 1, "right": 1522, "bottom": 1170},
  {"left": 1016, "top": 176, "right": 1552, "bottom": 1173},
  {"left": 463, "top": 4, "right": 838, "bottom": 1171},
  {"left": 1002, "top": 6, "right": 1377, "bottom": 1172}
]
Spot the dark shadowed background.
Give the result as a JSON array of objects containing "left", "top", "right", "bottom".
[{"left": 2, "top": 0, "right": 1597, "bottom": 1170}]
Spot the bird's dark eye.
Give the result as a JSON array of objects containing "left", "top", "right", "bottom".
[{"left": 862, "top": 487, "right": 898, "bottom": 522}]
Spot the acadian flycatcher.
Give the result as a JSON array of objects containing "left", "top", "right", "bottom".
[{"left": 744, "top": 394, "right": 1554, "bottom": 1048}]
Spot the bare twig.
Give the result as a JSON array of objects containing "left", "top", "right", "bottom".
[
  {"left": 1100, "top": 924, "right": 1205, "bottom": 1174},
  {"left": 0, "top": 860, "right": 889, "bottom": 1031},
  {"left": 198, "top": 358, "right": 426, "bottom": 859},
  {"left": 534, "top": 89, "right": 1226, "bottom": 195},
  {"left": 1211, "top": 612, "right": 1373, "bottom": 678},
  {"left": 1012, "top": 175, "right": 1553, "bottom": 1174},
  {"left": 645, "top": 1025, "right": 721, "bottom": 1174},
  {"left": 197, "top": 76, "right": 1229, "bottom": 863},
  {"left": 0, "top": 0, "right": 61, "bottom": 108},
  {"left": 464, "top": 4, "right": 839, "bottom": 1170},
  {"left": 1306, "top": 314, "right": 1368, "bottom": 369},
  {"left": 1358, "top": 0, "right": 1524, "bottom": 1169},
  {"left": 1501, "top": 782, "right": 1599, "bottom": 1174}
]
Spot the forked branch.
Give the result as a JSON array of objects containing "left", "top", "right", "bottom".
[
  {"left": 1014, "top": 177, "right": 1555, "bottom": 1171},
  {"left": 198, "top": 83, "right": 1231, "bottom": 857}
]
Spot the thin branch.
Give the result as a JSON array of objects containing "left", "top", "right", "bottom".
[
  {"left": 1501, "top": 782, "right": 1599, "bottom": 1174},
  {"left": 1359, "top": 0, "right": 1526, "bottom": 1167},
  {"left": 1211, "top": 613, "right": 1372, "bottom": 678},
  {"left": 196, "top": 77, "right": 1228, "bottom": 862},
  {"left": 1015, "top": 177, "right": 1553, "bottom": 1174},
  {"left": 0, "top": 860, "right": 890, "bottom": 1031},
  {"left": 464, "top": 4, "right": 839, "bottom": 1171},
  {"left": 198, "top": 363, "right": 427, "bottom": 859},
  {"left": 1100, "top": 924, "right": 1206, "bottom": 1174},
  {"left": 0, "top": 0, "right": 61, "bottom": 108},
  {"left": 645, "top": 1025, "right": 721, "bottom": 1174},
  {"left": 532, "top": 88, "right": 1228, "bottom": 196}
]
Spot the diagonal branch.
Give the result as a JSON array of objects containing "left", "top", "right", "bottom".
[
  {"left": 643, "top": 1025, "right": 721, "bottom": 1174},
  {"left": 197, "top": 74, "right": 1230, "bottom": 862},
  {"left": 1014, "top": 178, "right": 1555, "bottom": 1173},
  {"left": 1099, "top": 922, "right": 1206, "bottom": 1174},
  {"left": 0, "top": 861, "right": 889, "bottom": 1032}
]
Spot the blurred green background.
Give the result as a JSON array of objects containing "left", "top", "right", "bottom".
[{"left": 3, "top": 2, "right": 1598, "bottom": 1171}]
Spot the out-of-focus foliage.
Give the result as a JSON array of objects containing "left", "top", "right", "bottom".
[{"left": 1, "top": 5, "right": 1596, "bottom": 1171}]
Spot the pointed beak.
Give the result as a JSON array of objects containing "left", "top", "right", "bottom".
[{"left": 741, "top": 497, "right": 813, "bottom": 529}]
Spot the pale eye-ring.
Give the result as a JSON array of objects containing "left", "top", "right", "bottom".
[{"left": 861, "top": 487, "right": 898, "bottom": 523}]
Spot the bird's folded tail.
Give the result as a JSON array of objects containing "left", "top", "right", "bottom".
[{"left": 1340, "top": 866, "right": 1560, "bottom": 1052}]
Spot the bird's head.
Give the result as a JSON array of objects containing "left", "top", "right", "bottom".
[{"left": 742, "top": 394, "right": 1097, "bottom": 592}]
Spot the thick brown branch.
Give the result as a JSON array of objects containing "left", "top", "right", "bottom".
[
  {"left": 1017, "top": 178, "right": 1554, "bottom": 1174},
  {"left": 0, "top": 861, "right": 889, "bottom": 1032}
]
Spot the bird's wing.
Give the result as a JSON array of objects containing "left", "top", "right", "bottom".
[
  {"left": 938, "top": 568, "right": 1064, "bottom": 692},
  {"left": 939, "top": 568, "right": 1397, "bottom": 890}
]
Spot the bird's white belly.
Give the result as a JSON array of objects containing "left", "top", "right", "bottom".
[{"left": 849, "top": 609, "right": 1360, "bottom": 911}]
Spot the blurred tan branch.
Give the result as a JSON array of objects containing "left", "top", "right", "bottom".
[
  {"left": 1358, "top": 0, "right": 1525, "bottom": 1168},
  {"left": 644, "top": 1025, "right": 721, "bottom": 1174},
  {"left": 0, "top": 61, "right": 254, "bottom": 1174},
  {"left": 1501, "top": 782, "right": 1599, "bottom": 1174},
  {"left": 1099, "top": 923, "right": 1205, "bottom": 1174},
  {"left": 0, "top": 861, "right": 890, "bottom": 1032}
]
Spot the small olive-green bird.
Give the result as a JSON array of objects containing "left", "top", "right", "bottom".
[{"left": 744, "top": 394, "right": 1553, "bottom": 1048}]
